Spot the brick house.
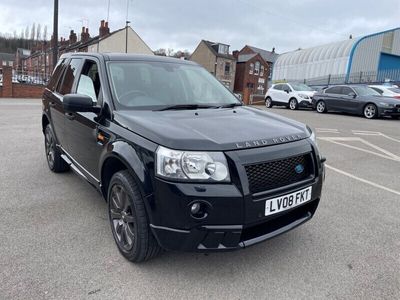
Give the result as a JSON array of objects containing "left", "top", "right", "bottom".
[
  {"left": 0, "top": 53, "right": 15, "bottom": 68},
  {"left": 23, "top": 20, "right": 153, "bottom": 77},
  {"left": 232, "top": 45, "right": 279, "bottom": 103},
  {"left": 190, "top": 40, "right": 236, "bottom": 91},
  {"left": 238, "top": 45, "right": 279, "bottom": 83},
  {"left": 233, "top": 52, "right": 269, "bottom": 100}
]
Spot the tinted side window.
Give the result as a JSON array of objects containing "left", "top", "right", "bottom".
[
  {"left": 47, "top": 58, "right": 66, "bottom": 91},
  {"left": 341, "top": 87, "right": 354, "bottom": 95},
  {"left": 325, "top": 86, "right": 342, "bottom": 94},
  {"left": 58, "top": 58, "right": 82, "bottom": 95},
  {"left": 274, "top": 84, "right": 282, "bottom": 90},
  {"left": 282, "top": 84, "right": 290, "bottom": 91}
]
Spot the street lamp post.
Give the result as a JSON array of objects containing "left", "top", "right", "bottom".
[
  {"left": 52, "top": 0, "right": 59, "bottom": 71},
  {"left": 125, "top": 21, "right": 130, "bottom": 53}
]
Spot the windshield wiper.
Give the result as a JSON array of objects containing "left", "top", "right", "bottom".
[{"left": 156, "top": 104, "right": 218, "bottom": 111}]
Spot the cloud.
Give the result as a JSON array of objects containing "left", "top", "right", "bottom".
[{"left": 0, "top": 0, "right": 399, "bottom": 53}]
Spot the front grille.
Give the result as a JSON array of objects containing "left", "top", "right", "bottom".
[{"left": 245, "top": 153, "right": 314, "bottom": 194}]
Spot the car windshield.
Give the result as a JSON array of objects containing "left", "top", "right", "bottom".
[
  {"left": 290, "top": 83, "right": 313, "bottom": 91},
  {"left": 353, "top": 86, "right": 381, "bottom": 96},
  {"left": 107, "top": 61, "right": 241, "bottom": 110}
]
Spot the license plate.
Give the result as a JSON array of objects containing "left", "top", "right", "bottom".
[{"left": 265, "top": 186, "right": 312, "bottom": 216}]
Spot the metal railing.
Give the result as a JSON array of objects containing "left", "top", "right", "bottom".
[
  {"left": 12, "top": 70, "right": 50, "bottom": 85},
  {"left": 275, "top": 69, "right": 400, "bottom": 87}
]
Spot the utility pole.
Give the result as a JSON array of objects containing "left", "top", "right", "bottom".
[{"left": 52, "top": 0, "right": 59, "bottom": 71}]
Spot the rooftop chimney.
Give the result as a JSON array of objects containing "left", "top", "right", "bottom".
[
  {"left": 99, "top": 19, "right": 110, "bottom": 38},
  {"left": 69, "top": 30, "right": 77, "bottom": 45},
  {"left": 81, "top": 26, "right": 90, "bottom": 43}
]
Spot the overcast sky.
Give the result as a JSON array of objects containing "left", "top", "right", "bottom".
[{"left": 0, "top": 0, "right": 399, "bottom": 53}]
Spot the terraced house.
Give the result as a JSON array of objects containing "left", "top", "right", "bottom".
[{"left": 190, "top": 40, "right": 236, "bottom": 91}]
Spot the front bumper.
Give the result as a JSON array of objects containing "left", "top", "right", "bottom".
[
  {"left": 299, "top": 99, "right": 313, "bottom": 108},
  {"left": 378, "top": 106, "right": 400, "bottom": 117},
  {"left": 147, "top": 140, "right": 325, "bottom": 252}
]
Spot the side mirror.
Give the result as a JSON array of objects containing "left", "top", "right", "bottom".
[
  {"left": 63, "top": 94, "right": 100, "bottom": 113},
  {"left": 284, "top": 89, "right": 290, "bottom": 93}
]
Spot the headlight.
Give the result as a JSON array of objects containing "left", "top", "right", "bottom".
[
  {"left": 298, "top": 94, "right": 309, "bottom": 99},
  {"left": 156, "top": 146, "right": 230, "bottom": 182},
  {"left": 379, "top": 102, "right": 394, "bottom": 108},
  {"left": 307, "top": 126, "right": 316, "bottom": 143}
]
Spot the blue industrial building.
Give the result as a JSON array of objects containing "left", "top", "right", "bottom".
[{"left": 272, "top": 28, "right": 400, "bottom": 84}]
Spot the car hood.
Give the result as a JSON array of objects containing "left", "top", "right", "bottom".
[
  {"left": 370, "top": 95, "right": 400, "bottom": 104},
  {"left": 297, "top": 91, "right": 316, "bottom": 96},
  {"left": 113, "top": 106, "right": 310, "bottom": 151}
]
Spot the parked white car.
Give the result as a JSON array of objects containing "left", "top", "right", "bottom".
[
  {"left": 265, "top": 82, "right": 316, "bottom": 110},
  {"left": 369, "top": 85, "right": 400, "bottom": 99}
]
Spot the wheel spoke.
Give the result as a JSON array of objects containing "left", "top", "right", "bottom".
[
  {"left": 124, "top": 225, "right": 134, "bottom": 246},
  {"left": 110, "top": 208, "right": 122, "bottom": 220}
]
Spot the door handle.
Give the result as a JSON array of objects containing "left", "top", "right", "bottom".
[
  {"left": 49, "top": 101, "right": 56, "bottom": 107},
  {"left": 65, "top": 112, "right": 75, "bottom": 120}
]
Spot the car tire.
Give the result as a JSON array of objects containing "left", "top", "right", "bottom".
[
  {"left": 316, "top": 100, "right": 327, "bottom": 113},
  {"left": 265, "top": 97, "right": 273, "bottom": 108},
  {"left": 289, "top": 98, "right": 298, "bottom": 110},
  {"left": 108, "top": 170, "right": 162, "bottom": 263},
  {"left": 44, "top": 124, "right": 69, "bottom": 173},
  {"left": 363, "top": 103, "right": 378, "bottom": 119}
]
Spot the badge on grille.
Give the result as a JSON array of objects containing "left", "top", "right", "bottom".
[{"left": 295, "top": 164, "right": 305, "bottom": 174}]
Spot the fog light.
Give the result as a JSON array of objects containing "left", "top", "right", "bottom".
[{"left": 190, "top": 202, "right": 201, "bottom": 214}]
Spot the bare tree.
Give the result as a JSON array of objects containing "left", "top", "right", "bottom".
[
  {"left": 36, "top": 23, "right": 42, "bottom": 41},
  {"left": 30, "top": 23, "right": 36, "bottom": 40},
  {"left": 43, "top": 25, "right": 48, "bottom": 41}
]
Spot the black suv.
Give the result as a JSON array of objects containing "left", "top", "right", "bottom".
[{"left": 42, "top": 53, "right": 325, "bottom": 262}]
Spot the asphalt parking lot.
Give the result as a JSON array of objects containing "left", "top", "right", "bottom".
[{"left": 1, "top": 98, "right": 399, "bottom": 300}]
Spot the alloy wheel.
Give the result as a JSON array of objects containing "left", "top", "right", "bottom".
[
  {"left": 45, "top": 129, "right": 55, "bottom": 169},
  {"left": 265, "top": 98, "right": 272, "bottom": 108},
  {"left": 289, "top": 99, "right": 297, "bottom": 110},
  {"left": 109, "top": 184, "right": 135, "bottom": 252},
  {"left": 364, "top": 104, "right": 377, "bottom": 119},
  {"left": 316, "top": 101, "right": 325, "bottom": 113}
]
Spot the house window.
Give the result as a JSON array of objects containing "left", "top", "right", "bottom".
[
  {"left": 224, "top": 62, "right": 231, "bottom": 75},
  {"left": 218, "top": 44, "right": 229, "bottom": 54},
  {"left": 247, "top": 82, "right": 254, "bottom": 88},
  {"left": 249, "top": 63, "right": 254, "bottom": 74},
  {"left": 260, "top": 65, "right": 264, "bottom": 77},
  {"left": 255, "top": 61, "right": 260, "bottom": 75}
]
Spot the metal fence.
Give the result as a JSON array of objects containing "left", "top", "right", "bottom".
[
  {"left": 12, "top": 70, "right": 50, "bottom": 85},
  {"left": 278, "top": 69, "right": 400, "bottom": 87}
]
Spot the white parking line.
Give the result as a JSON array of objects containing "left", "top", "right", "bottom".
[
  {"left": 326, "top": 164, "right": 400, "bottom": 196},
  {"left": 318, "top": 137, "right": 400, "bottom": 162},
  {"left": 316, "top": 128, "right": 340, "bottom": 134},
  {"left": 352, "top": 130, "right": 400, "bottom": 143}
]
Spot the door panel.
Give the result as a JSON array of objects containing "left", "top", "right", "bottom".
[{"left": 63, "top": 59, "right": 105, "bottom": 181}]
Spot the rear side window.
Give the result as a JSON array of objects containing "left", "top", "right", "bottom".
[
  {"left": 370, "top": 87, "right": 383, "bottom": 94},
  {"left": 274, "top": 84, "right": 282, "bottom": 90},
  {"left": 58, "top": 58, "right": 82, "bottom": 95},
  {"left": 325, "top": 86, "right": 342, "bottom": 94},
  {"left": 47, "top": 59, "right": 66, "bottom": 91},
  {"left": 341, "top": 87, "right": 354, "bottom": 95}
]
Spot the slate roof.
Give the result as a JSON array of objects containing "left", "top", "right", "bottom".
[
  {"left": 237, "top": 53, "right": 257, "bottom": 62},
  {"left": 0, "top": 53, "right": 15, "bottom": 61},
  {"left": 247, "top": 45, "right": 279, "bottom": 63},
  {"left": 202, "top": 40, "right": 236, "bottom": 60}
]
